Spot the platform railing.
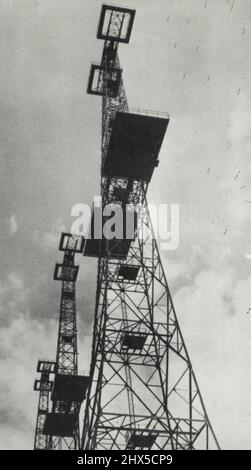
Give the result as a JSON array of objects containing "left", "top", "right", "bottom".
[{"left": 127, "top": 107, "right": 170, "bottom": 119}]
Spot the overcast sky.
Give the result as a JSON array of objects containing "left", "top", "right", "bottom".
[{"left": 0, "top": 0, "right": 251, "bottom": 450}]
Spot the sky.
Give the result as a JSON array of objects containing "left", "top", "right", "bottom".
[{"left": 0, "top": 0, "right": 251, "bottom": 449}]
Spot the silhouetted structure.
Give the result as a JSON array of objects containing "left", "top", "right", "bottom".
[
  {"left": 34, "top": 233, "right": 90, "bottom": 449},
  {"left": 34, "top": 4, "right": 220, "bottom": 451},
  {"left": 81, "top": 5, "right": 220, "bottom": 450}
]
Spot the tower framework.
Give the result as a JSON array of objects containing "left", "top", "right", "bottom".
[
  {"left": 33, "top": 3, "right": 220, "bottom": 452},
  {"left": 34, "top": 233, "right": 90, "bottom": 449},
  {"left": 33, "top": 360, "right": 56, "bottom": 450},
  {"left": 81, "top": 4, "right": 220, "bottom": 451}
]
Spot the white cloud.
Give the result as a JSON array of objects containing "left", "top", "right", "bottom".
[
  {"left": 31, "top": 219, "right": 67, "bottom": 253},
  {"left": 7, "top": 214, "right": 18, "bottom": 235},
  {"left": 0, "top": 314, "right": 57, "bottom": 449},
  {"left": 0, "top": 268, "right": 57, "bottom": 449},
  {"left": 0, "top": 272, "right": 27, "bottom": 322},
  {"left": 174, "top": 268, "right": 251, "bottom": 449},
  {"left": 8, "top": 272, "right": 24, "bottom": 291},
  {"left": 227, "top": 93, "right": 251, "bottom": 144},
  {"left": 32, "top": 230, "right": 58, "bottom": 252}
]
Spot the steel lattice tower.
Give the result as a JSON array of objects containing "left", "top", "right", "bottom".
[
  {"left": 34, "top": 360, "right": 56, "bottom": 450},
  {"left": 81, "top": 5, "right": 220, "bottom": 450},
  {"left": 34, "top": 233, "right": 90, "bottom": 450}
]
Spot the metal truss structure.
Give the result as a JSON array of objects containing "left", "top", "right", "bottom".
[
  {"left": 34, "top": 233, "right": 90, "bottom": 450},
  {"left": 33, "top": 360, "right": 56, "bottom": 450},
  {"left": 34, "top": 3, "right": 220, "bottom": 452},
  {"left": 81, "top": 5, "right": 220, "bottom": 450}
]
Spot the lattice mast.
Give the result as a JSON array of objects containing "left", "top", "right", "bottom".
[
  {"left": 34, "top": 234, "right": 90, "bottom": 450},
  {"left": 81, "top": 4, "right": 220, "bottom": 451},
  {"left": 33, "top": 360, "right": 56, "bottom": 450}
]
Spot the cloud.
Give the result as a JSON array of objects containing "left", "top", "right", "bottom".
[
  {"left": 31, "top": 219, "right": 67, "bottom": 253},
  {"left": 7, "top": 214, "right": 18, "bottom": 235},
  {"left": 227, "top": 93, "right": 251, "bottom": 144},
  {"left": 174, "top": 267, "right": 251, "bottom": 449},
  {"left": 0, "top": 269, "right": 57, "bottom": 449},
  {"left": 8, "top": 272, "right": 24, "bottom": 291},
  {"left": 0, "top": 272, "right": 28, "bottom": 327},
  {"left": 231, "top": 276, "right": 251, "bottom": 316},
  {"left": 0, "top": 314, "right": 57, "bottom": 450},
  {"left": 32, "top": 230, "right": 58, "bottom": 252}
]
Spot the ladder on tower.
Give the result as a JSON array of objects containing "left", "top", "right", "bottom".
[{"left": 121, "top": 293, "right": 136, "bottom": 436}]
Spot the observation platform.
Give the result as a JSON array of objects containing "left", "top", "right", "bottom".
[
  {"left": 97, "top": 5, "right": 135, "bottom": 43},
  {"left": 43, "top": 413, "right": 77, "bottom": 438},
  {"left": 87, "top": 62, "right": 122, "bottom": 96},
  {"left": 102, "top": 110, "right": 169, "bottom": 182},
  {"left": 121, "top": 331, "right": 147, "bottom": 351},
  {"left": 84, "top": 238, "right": 132, "bottom": 259},
  {"left": 54, "top": 263, "right": 79, "bottom": 282},
  {"left": 126, "top": 431, "right": 157, "bottom": 449},
  {"left": 83, "top": 205, "right": 137, "bottom": 259},
  {"left": 33, "top": 379, "right": 53, "bottom": 392},
  {"left": 51, "top": 373, "right": 90, "bottom": 402},
  {"left": 59, "top": 232, "right": 84, "bottom": 253},
  {"left": 118, "top": 264, "right": 140, "bottom": 281},
  {"left": 36, "top": 360, "right": 57, "bottom": 374}
]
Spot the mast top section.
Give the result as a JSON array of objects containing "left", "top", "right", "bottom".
[{"left": 97, "top": 4, "right": 136, "bottom": 43}]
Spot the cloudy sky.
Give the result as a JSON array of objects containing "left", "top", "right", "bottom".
[{"left": 0, "top": 0, "right": 251, "bottom": 449}]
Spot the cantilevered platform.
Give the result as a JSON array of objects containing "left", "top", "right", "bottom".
[
  {"left": 126, "top": 431, "right": 157, "bottom": 448},
  {"left": 59, "top": 232, "right": 84, "bottom": 253},
  {"left": 54, "top": 263, "right": 79, "bottom": 282},
  {"left": 87, "top": 63, "right": 122, "bottom": 96},
  {"left": 83, "top": 204, "right": 137, "bottom": 259},
  {"left": 34, "top": 379, "right": 53, "bottom": 392},
  {"left": 102, "top": 111, "right": 169, "bottom": 182},
  {"left": 118, "top": 265, "right": 140, "bottom": 281},
  {"left": 97, "top": 5, "right": 135, "bottom": 43},
  {"left": 121, "top": 331, "right": 147, "bottom": 351},
  {"left": 37, "top": 360, "right": 57, "bottom": 374},
  {"left": 43, "top": 413, "right": 77, "bottom": 437},
  {"left": 84, "top": 237, "right": 133, "bottom": 259},
  {"left": 51, "top": 374, "right": 90, "bottom": 402}
]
